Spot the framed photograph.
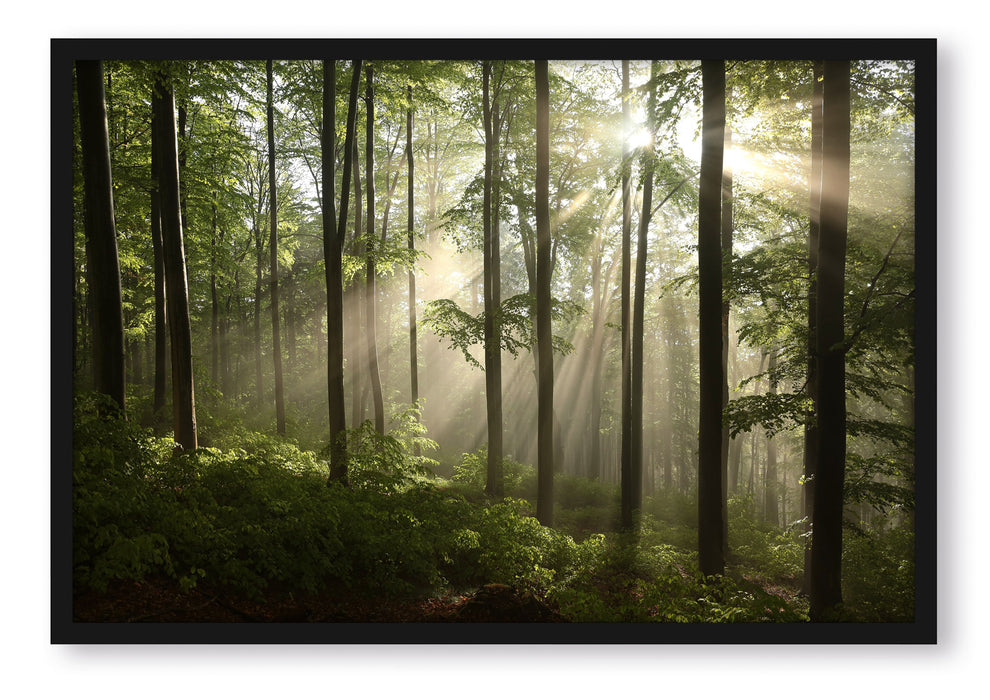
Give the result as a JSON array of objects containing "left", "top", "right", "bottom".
[{"left": 52, "top": 38, "right": 935, "bottom": 644}]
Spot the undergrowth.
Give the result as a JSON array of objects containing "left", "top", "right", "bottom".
[{"left": 71, "top": 392, "right": 912, "bottom": 622}]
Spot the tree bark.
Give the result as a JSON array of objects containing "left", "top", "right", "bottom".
[
  {"left": 721, "top": 86, "right": 734, "bottom": 556},
  {"left": 619, "top": 60, "right": 634, "bottom": 530},
  {"left": 629, "top": 60, "right": 658, "bottom": 529},
  {"left": 364, "top": 63, "right": 386, "bottom": 435},
  {"left": 152, "top": 69, "right": 197, "bottom": 451},
  {"left": 803, "top": 59, "right": 824, "bottom": 593},
  {"left": 765, "top": 348, "right": 780, "bottom": 525},
  {"left": 150, "top": 98, "right": 168, "bottom": 414},
  {"left": 535, "top": 59, "right": 553, "bottom": 526},
  {"left": 810, "top": 60, "right": 851, "bottom": 621},
  {"left": 210, "top": 200, "right": 219, "bottom": 388},
  {"left": 326, "top": 59, "right": 363, "bottom": 483},
  {"left": 698, "top": 59, "right": 726, "bottom": 576},
  {"left": 482, "top": 62, "right": 505, "bottom": 497},
  {"left": 407, "top": 84, "right": 419, "bottom": 408},
  {"left": 267, "top": 59, "right": 287, "bottom": 435},
  {"left": 76, "top": 59, "right": 125, "bottom": 411}
]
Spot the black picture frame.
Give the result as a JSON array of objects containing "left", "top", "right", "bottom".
[{"left": 52, "top": 37, "right": 936, "bottom": 645}]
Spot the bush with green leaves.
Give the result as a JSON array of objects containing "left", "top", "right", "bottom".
[
  {"left": 841, "top": 519, "right": 914, "bottom": 622},
  {"left": 73, "top": 396, "right": 600, "bottom": 601}
]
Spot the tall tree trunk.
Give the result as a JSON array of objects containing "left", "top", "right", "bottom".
[
  {"left": 619, "top": 60, "right": 634, "bottom": 530},
  {"left": 803, "top": 59, "right": 824, "bottom": 593},
  {"left": 535, "top": 59, "right": 553, "bottom": 526},
  {"left": 152, "top": 70, "right": 197, "bottom": 451},
  {"left": 364, "top": 63, "right": 386, "bottom": 435},
  {"left": 150, "top": 101, "right": 168, "bottom": 414},
  {"left": 810, "top": 60, "right": 851, "bottom": 621},
  {"left": 629, "top": 60, "right": 658, "bottom": 529},
  {"left": 698, "top": 59, "right": 726, "bottom": 576},
  {"left": 589, "top": 234, "right": 605, "bottom": 480},
  {"left": 721, "top": 86, "right": 734, "bottom": 556},
  {"left": 765, "top": 348, "right": 780, "bottom": 525},
  {"left": 407, "top": 84, "right": 419, "bottom": 409},
  {"left": 254, "top": 221, "right": 264, "bottom": 406},
  {"left": 482, "top": 62, "right": 504, "bottom": 497},
  {"left": 350, "top": 134, "right": 366, "bottom": 427},
  {"left": 210, "top": 200, "right": 220, "bottom": 388},
  {"left": 267, "top": 59, "right": 287, "bottom": 435},
  {"left": 326, "top": 59, "right": 362, "bottom": 483},
  {"left": 76, "top": 59, "right": 125, "bottom": 411}
]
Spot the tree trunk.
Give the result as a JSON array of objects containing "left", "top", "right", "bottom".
[
  {"left": 152, "top": 70, "right": 197, "bottom": 451},
  {"left": 364, "top": 64, "right": 386, "bottom": 435},
  {"left": 76, "top": 60, "right": 125, "bottom": 411},
  {"left": 619, "top": 59, "right": 634, "bottom": 530},
  {"left": 350, "top": 127, "right": 365, "bottom": 427},
  {"left": 721, "top": 86, "right": 734, "bottom": 556},
  {"left": 267, "top": 59, "right": 287, "bottom": 435},
  {"left": 698, "top": 59, "right": 726, "bottom": 576},
  {"left": 589, "top": 234, "right": 605, "bottom": 480},
  {"left": 482, "top": 62, "right": 505, "bottom": 497},
  {"left": 629, "top": 60, "right": 657, "bottom": 529},
  {"left": 407, "top": 84, "right": 419, "bottom": 408},
  {"left": 810, "top": 60, "right": 851, "bottom": 621},
  {"left": 150, "top": 101, "right": 168, "bottom": 414},
  {"left": 254, "top": 221, "right": 264, "bottom": 406},
  {"left": 326, "top": 59, "right": 363, "bottom": 483},
  {"left": 535, "top": 59, "right": 553, "bottom": 526},
  {"left": 765, "top": 348, "right": 780, "bottom": 525},
  {"left": 210, "top": 200, "right": 220, "bottom": 388},
  {"left": 803, "top": 59, "right": 824, "bottom": 594}
]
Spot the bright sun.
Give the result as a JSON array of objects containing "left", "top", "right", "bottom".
[{"left": 626, "top": 127, "right": 653, "bottom": 149}]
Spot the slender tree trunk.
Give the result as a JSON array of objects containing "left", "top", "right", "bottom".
[
  {"left": 482, "top": 62, "right": 505, "bottom": 497},
  {"left": 698, "top": 59, "right": 726, "bottom": 576},
  {"left": 721, "top": 86, "right": 734, "bottom": 556},
  {"left": 765, "top": 348, "right": 780, "bottom": 525},
  {"left": 810, "top": 60, "right": 851, "bottom": 621},
  {"left": 589, "top": 236, "right": 604, "bottom": 480},
  {"left": 254, "top": 222, "right": 264, "bottom": 406},
  {"left": 407, "top": 84, "right": 419, "bottom": 409},
  {"left": 76, "top": 60, "right": 125, "bottom": 411},
  {"left": 364, "top": 64, "right": 386, "bottom": 435},
  {"left": 629, "top": 60, "right": 658, "bottom": 529},
  {"left": 350, "top": 134, "right": 366, "bottom": 427},
  {"left": 326, "top": 59, "right": 362, "bottom": 483},
  {"left": 619, "top": 60, "right": 634, "bottom": 530},
  {"left": 803, "top": 59, "right": 824, "bottom": 593},
  {"left": 152, "top": 70, "right": 197, "bottom": 451},
  {"left": 267, "top": 60, "right": 287, "bottom": 435},
  {"left": 535, "top": 59, "right": 553, "bottom": 526},
  {"left": 210, "top": 201, "right": 220, "bottom": 388},
  {"left": 150, "top": 105, "right": 168, "bottom": 414}
]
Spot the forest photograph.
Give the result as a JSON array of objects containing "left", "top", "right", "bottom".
[{"left": 53, "top": 39, "right": 934, "bottom": 643}]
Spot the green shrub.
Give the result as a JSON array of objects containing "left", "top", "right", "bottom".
[{"left": 841, "top": 519, "right": 914, "bottom": 621}]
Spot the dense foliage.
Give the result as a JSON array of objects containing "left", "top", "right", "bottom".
[{"left": 73, "top": 392, "right": 913, "bottom": 621}]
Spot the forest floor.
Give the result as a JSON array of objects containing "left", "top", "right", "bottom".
[
  {"left": 73, "top": 572, "right": 805, "bottom": 624},
  {"left": 72, "top": 578, "right": 571, "bottom": 623}
]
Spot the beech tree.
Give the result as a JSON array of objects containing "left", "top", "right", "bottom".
[
  {"left": 327, "top": 59, "right": 363, "bottom": 482},
  {"left": 267, "top": 59, "right": 287, "bottom": 435},
  {"left": 76, "top": 59, "right": 125, "bottom": 411},
  {"left": 482, "top": 61, "right": 505, "bottom": 497},
  {"left": 407, "top": 83, "right": 419, "bottom": 408},
  {"left": 364, "top": 63, "right": 386, "bottom": 434},
  {"left": 698, "top": 59, "right": 726, "bottom": 576},
  {"left": 619, "top": 60, "right": 634, "bottom": 530},
  {"left": 810, "top": 59, "right": 851, "bottom": 621},
  {"left": 152, "top": 68, "right": 197, "bottom": 451},
  {"left": 803, "top": 59, "right": 824, "bottom": 592},
  {"left": 535, "top": 58, "right": 553, "bottom": 526}
]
